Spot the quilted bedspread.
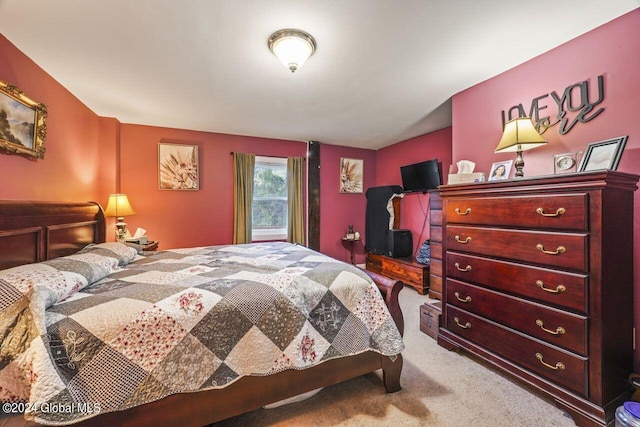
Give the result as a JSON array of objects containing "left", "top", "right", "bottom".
[{"left": 0, "top": 242, "right": 404, "bottom": 425}]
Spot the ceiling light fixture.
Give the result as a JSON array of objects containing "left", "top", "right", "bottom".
[{"left": 268, "top": 29, "right": 316, "bottom": 73}]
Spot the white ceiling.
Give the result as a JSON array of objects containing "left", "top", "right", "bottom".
[{"left": 0, "top": 1, "right": 637, "bottom": 149}]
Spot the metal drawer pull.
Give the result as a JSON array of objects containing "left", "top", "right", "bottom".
[
  {"left": 455, "top": 208, "right": 471, "bottom": 216},
  {"left": 535, "top": 353, "right": 565, "bottom": 370},
  {"left": 536, "top": 207, "right": 566, "bottom": 217},
  {"left": 454, "top": 317, "right": 471, "bottom": 329},
  {"left": 455, "top": 235, "right": 472, "bottom": 244},
  {"left": 454, "top": 292, "right": 472, "bottom": 303},
  {"left": 536, "top": 244, "right": 565, "bottom": 255},
  {"left": 535, "top": 319, "right": 566, "bottom": 335},
  {"left": 454, "top": 262, "right": 472, "bottom": 272},
  {"left": 536, "top": 280, "right": 566, "bottom": 294}
]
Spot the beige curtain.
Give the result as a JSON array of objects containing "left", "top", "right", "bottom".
[
  {"left": 287, "top": 156, "right": 305, "bottom": 245},
  {"left": 233, "top": 152, "right": 255, "bottom": 244}
]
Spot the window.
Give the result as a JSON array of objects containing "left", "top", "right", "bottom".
[{"left": 252, "top": 156, "right": 288, "bottom": 241}]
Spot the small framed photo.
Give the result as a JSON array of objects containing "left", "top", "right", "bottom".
[
  {"left": 0, "top": 79, "right": 47, "bottom": 159},
  {"left": 488, "top": 160, "right": 513, "bottom": 181},
  {"left": 339, "top": 157, "right": 364, "bottom": 193},
  {"left": 158, "top": 143, "right": 199, "bottom": 190},
  {"left": 578, "top": 136, "right": 627, "bottom": 172}
]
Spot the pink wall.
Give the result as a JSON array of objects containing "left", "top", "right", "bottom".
[
  {"left": 375, "top": 127, "right": 452, "bottom": 253},
  {"left": 0, "top": 35, "right": 105, "bottom": 202},
  {"left": 118, "top": 124, "right": 307, "bottom": 249},
  {"left": 451, "top": 9, "right": 640, "bottom": 368},
  {"left": 319, "top": 143, "right": 376, "bottom": 265}
]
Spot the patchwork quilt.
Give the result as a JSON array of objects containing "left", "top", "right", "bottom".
[{"left": 0, "top": 242, "right": 404, "bottom": 425}]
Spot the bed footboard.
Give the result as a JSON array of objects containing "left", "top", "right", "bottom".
[{"left": 363, "top": 269, "right": 404, "bottom": 336}]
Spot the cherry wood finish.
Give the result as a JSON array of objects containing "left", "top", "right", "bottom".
[
  {"left": 437, "top": 171, "right": 639, "bottom": 427},
  {"left": 0, "top": 200, "right": 404, "bottom": 426},
  {"left": 366, "top": 252, "right": 429, "bottom": 294},
  {"left": 428, "top": 190, "right": 443, "bottom": 299}
]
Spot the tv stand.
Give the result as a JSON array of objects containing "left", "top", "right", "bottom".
[{"left": 366, "top": 253, "right": 429, "bottom": 295}]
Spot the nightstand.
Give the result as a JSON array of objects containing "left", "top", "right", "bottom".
[{"left": 141, "top": 241, "right": 159, "bottom": 251}]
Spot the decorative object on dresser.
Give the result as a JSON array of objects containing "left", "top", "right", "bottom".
[
  {"left": 494, "top": 117, "right": 547, "bottom": 178},
  {"left": 366, "top": 252, "right": 429, "bottom": 295},
  {"left": 104, "top": 193, "right": 136, "bottom": 242},
  {"left": 553, "top": 151, "right": 582, "bottom": 174},
  {"left": 437, "top": 170, "right": 639, "bottom": 427},
  {"left": 578, "top": 135, "right": 627, "bottom": 172},
  {"left": 428, "top": 190, "right": 443, "bottom": 300},
  {"left": 0, "top": 79, "right": 47, "bottom": 159}
]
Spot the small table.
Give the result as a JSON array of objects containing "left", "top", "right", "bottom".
[{"left": 341, "top": 237, "right": 361, "bottom": 264}]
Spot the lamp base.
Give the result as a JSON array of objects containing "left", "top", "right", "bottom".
[
  {"left": 115, "top": 217, "right": 128, "bottom": 242},
  {"left": 514, "top": 149, "right": 525, "bottom": 178}
]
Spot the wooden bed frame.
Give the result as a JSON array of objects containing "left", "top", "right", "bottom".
[{"left": 0, "top": 200, "right": 404, "bottom": 427}]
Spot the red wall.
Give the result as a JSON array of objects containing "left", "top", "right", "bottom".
[
  {"left": 118, "top": 124, "right": 307, "bottom": 249},
  {"left": 450, "top": 9, "right": 640, "bottom": 367},
  {"left": 0, "top": 35, "right": 105, "bottom": 202},
  {"left": 375, "top": 128, "right": 452, "bottom": 253},
  {"left": 319, "top": 143, "right": 377, "bottom": 265}
]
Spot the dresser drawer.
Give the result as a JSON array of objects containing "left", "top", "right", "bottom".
[
  {"left": 446, "top": 193, "right": 588, "bottom": 231},
  {"left": 446, "top": 305, "right": 587, "bottom": 396},
  {"left": 447, "top": 279, "right": 587, "bottom": 355},
  {"left": 447, "top": 226, "right": 588, "bottom": 272},
  {"left": 447, "top": 252, "right": 587, "bottom": 313}
]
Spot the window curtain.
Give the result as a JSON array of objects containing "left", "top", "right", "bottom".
[
  {"left": 287, "top": 156, "right": 305, "bottom": 245},
  {"left": 233, "top": 152, "right": 255, "bottom": 244}
]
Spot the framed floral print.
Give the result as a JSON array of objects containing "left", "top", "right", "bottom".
[
  {"left": 158, "top": 143, "right": 199, "bottom": 190},
  {"left": 339, "top": 157, "right": 363, "bottom": 193},
  {"left": 0, "top": 80, "right": 47, "bottom": 159}
]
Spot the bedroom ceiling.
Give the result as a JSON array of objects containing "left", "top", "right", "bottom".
[{"left": 0, "top": 1, "right": 637, "bottom": 149}]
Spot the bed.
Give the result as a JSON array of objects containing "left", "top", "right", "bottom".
[{"left": 0, "top": 200, "right": 404, "bottom": 426}]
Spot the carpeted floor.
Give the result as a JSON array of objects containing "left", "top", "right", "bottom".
[{"left": 214, "top": 287, "right": 577, "bottom": 426}]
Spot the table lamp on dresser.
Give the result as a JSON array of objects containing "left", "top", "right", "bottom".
[{"left": 104, "top": 193, "right": 136, "bottom": 242}]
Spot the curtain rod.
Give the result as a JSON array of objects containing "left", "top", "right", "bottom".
[{"left": 229, "top": 152, "right": 305, "bottom": 160}]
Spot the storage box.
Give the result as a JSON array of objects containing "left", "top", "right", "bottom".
[{"left": 420, "top": 301, "right": 442, "bottom": 339}]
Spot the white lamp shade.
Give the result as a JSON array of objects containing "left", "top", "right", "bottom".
[
  {"left": 269, "top": 29, "right": 316, "bottom": 73},
  {"left": 495, "top": 117, "right": 547, "bottom": 153}
]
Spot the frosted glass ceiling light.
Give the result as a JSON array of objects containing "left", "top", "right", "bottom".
[{"left": 268, "top": 29, "right": 316, "bottom": 73}]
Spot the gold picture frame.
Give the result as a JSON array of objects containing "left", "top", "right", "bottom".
[
  {"left": 158, "top": 142, "right": 199, "bottom": 190},
  {"left": 0, "top": 80, "right": 47, "bottom": 159}
]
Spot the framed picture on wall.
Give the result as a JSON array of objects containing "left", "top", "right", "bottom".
[
  {"left": 158, "top": 142, "right": 199, "bottom": 190},
  {"left": 339, "top": 157, "right": 364, "bottom": 193},
  {"left": 488, "top": 160, "right": 513, "bottom": 181},
  {"left": 578, "top": 136, "right": 627, "bottom": 172},
  {"left": 0, "top": 79, "right": 47, "bottom": 159}
]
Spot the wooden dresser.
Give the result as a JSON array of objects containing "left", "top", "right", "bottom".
[{"left": 437, "top": 171, "right": 638, "bottom": 427}]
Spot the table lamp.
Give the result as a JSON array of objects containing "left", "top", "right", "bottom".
[
  {"left": 104, "top": 193, "right": 136, "bottom": 242},
  {"left": 495, "top": 117, "right": 547, "bottom": 178}
]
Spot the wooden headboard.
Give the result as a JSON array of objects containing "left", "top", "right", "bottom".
[{"left": 0, "top": 200, "right": 106, "bottom": 270}]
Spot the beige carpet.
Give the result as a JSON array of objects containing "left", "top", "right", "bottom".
[{"left": 214, "top": 287, "right": 577, "bottom": 426}]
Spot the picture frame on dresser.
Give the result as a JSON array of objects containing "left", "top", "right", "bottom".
[
  {"left": 0, "top": 79, "right": 47, "bottom": 159},
  {"left": 578, "top": 135, "right": 627, "bottom": 172}
]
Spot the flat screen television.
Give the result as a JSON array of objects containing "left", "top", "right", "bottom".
[{"left": 400, "top": 159, "right": 441, "bottom": 193}]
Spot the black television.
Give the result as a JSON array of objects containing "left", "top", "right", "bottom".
[{"left": 400, "top": 159, "right": 441, "bottom": 193}]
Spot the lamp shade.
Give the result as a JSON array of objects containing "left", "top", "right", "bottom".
[
  {"left": 268, "top": 29, "right": 316, "bottom": 73},
  {"left": 495, "top": 117, "right": 547, "bottom": 153},
  {"left": 104, "top": 194, "right": 136, "bottom": 218}
]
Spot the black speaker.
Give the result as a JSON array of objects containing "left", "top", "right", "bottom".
[{"left": 387, "top": 229, "right": 412, "bottom": 258}]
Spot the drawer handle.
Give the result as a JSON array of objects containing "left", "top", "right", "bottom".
[
  {"left": 455, "top": 208, "right": 471, "bottom": 216},
  {"left": 535, "top": 353, "right": 565, "bottom": 370},
  {"left": 536, "top": 244, "right": 565, "bottom": 255},
  {"left": 536, "top": 280, "right": 566, "bottom": 294},
  {"left": 535, "top": 319, "right": 566, "bottom": 335},
  {"left": 454, "top": 317, "right": 471, "bottom": 329},
  {"left": 454, "top": 292, "right": 472, "bottom": 303},
  {"left": 455, "top": 235, "right": 472, "bottom": 244},
  {"left": 454, "top": 262, "right": 472, "bottom": 272},
  {"left": 536, "top": 207, "right": 566, "bottom": 217}
]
